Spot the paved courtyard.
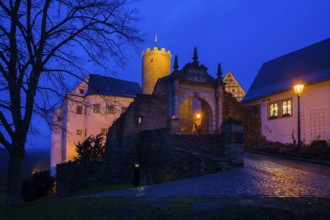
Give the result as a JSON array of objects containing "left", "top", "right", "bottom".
[{"left": 77, "top": 155, "right": 330, "bottom": 199}]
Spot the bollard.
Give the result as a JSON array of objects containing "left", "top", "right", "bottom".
[{"left": 134, "top": 163, "right": 140, "bottom": 187}]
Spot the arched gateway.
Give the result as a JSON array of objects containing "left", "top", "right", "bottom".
[{"left": 153, "top": 48, "right": 224, "bottom": 134}]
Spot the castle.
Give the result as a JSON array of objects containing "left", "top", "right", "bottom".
[{"left": 51, "top": 44, "right": 245, "bottom": 171}]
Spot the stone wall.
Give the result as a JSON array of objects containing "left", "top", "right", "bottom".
[
  {"left": 103, "top": 122, "right": 244, "bottom": 185},
  {"left": 106, "top": 93, "right": 168, "bottom": 141},
  {"left": 56, "top": 123, "right": 244, "bottom": 196},
  {"left": 56, "top": 161, "right": 113, "bottom": 196},
  {"left": 243, "top": 105, "right": 266, "bottom": 148},
  {"left": 222, "top": 91, "right": 245, "bottom": 122}
]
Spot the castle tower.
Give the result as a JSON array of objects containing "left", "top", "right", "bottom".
[{"left": 142, "top": 46, "right": 171, "bottom": 94}]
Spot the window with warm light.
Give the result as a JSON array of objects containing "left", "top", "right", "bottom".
[
  {"left": 269, "top": 103, "right": 278, "bottom": 118},
  {"left": 101, "top": 128, "right": 107, "bottom": 135},
  {"left": 268, "top": 98, "right": 292, "bottom": 119},
  {"left": 76, "top": 129, "right": 82, "bottom": 135},
  {"left": 282, "top": 99, "right": 292, "bottom": 116},
  {"left": 93, "top": 104, "right": 100, "bottom": 113}
]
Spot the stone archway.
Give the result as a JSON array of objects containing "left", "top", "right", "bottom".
[{"left": 178, "top": 97, "right": 213, "bottom": 134}]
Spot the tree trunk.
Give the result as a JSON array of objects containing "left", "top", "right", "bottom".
[{"left": 5, "top": 150, "right": 24, "bottom": 208}]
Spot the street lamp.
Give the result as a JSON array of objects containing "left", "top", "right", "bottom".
[{"left": 293, "top": 84, "right": 304, "bottom": 153}]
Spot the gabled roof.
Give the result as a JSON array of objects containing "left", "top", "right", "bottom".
[
  {"left": 242, "top": 38, "right": 330, "bottom": 103},
  {"left": 86, "top": 74, "right": 141, "bottom": 98}
]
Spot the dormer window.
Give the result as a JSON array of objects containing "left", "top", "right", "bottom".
[{"left": 79, "top": 89, "right": 85, "bottom": 94}]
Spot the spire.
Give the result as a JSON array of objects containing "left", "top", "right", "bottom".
[
  {"left": 217, "top": 63, "right": 223, "bottom": 78},
  {"left": 154, "top": 32, "right": 158, "bottom": 48},
  {"left": 173, "top": 55, "right": 179, "bottom": 70},
  {"left": 193, "top": 47, "right": 198, "bottom": 63}
]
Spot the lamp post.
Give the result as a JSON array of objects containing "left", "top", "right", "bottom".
[{"left": 293, "top": 84, "right": 304, "bottom": 153}]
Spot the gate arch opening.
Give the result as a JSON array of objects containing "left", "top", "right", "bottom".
[{"left": 178, "top": 97, "right": 213, "bottom": 134}]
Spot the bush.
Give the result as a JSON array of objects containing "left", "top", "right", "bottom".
[
  {"left": 22, "top": 170, "right": 55, "bottom": 201},
  {"left": 74, "top": 134, "right": 106, "bottom": 162},
  {"left": 310, "top": 140, "right": 328, "bottom": 148}
]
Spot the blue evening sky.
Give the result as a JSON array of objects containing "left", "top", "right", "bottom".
[{"left": 27, "top": 0, "right": 330, "bottom": 151}]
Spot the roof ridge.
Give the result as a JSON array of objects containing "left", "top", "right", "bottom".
[{"left": 89, "top": 74, "right": 140, "bottom": 85}]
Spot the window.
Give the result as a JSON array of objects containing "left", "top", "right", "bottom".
[
  {"left": 76, "top": 105, "right": 83, "bottom": 114},
  {"left": 269, "top": 103, "right": 278, "bottom": 118},
  {"left": 79, "top": 89, "right": 85, "bottom": 94},
  {"left": 106, "top": 105, "right": 115, "bottom": 114},
  {"left": 93, "top": 104, "right": 100, "bottom": 113},
  {"left": 76, "top": 129, "right": 82, "bottom": 135},
  {"left": 282, "top": 100, "right": 292, "bottom": 116},
  {"left": 101, "top": 128, "right": 108, "bottom": 135},
  {"left": 85, "top": 129, "right": 87, "bottom": 136},
  {"left": 268, "top": 98, "right": 292, "bottom": 119}
]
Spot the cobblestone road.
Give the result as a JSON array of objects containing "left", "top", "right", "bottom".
[{"left": 77, "top": 157, "right": 330, "bottom": 198}]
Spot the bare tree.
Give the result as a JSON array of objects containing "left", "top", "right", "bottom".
[{"left": 0, "top": 0, "right": 143, "bottom": 207}]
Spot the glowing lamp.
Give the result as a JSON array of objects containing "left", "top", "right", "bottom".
[
  {"left": 196, "top": 113, "right": 201, "bottom": 119},
  {"left": 293, "top": 84, "right": 304, "bottom": 96}
]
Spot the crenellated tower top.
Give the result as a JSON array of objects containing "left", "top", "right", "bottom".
[{"left": 141, "top": 45, "right": 172, "bottom": 94}]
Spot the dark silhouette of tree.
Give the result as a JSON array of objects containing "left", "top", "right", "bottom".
[
  {"left": 0, "top": 0, "right": 142, "bottom": 207},
  {"left": 74, "top": 134, "right": 105, "bottom": 162}
]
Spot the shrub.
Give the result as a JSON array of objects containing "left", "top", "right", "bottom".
[
  {"left": 22, "top": 170, "right": 55, "bottom": 201},
  {"left": 74, "top": 134, "right": 106, "bottom": 162},
  {"left": 310, "top": 140, "right": 328, "bottom": 148}
]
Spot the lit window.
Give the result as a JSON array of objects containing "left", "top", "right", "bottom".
[
  {"left": 268, "top": 98, "right": 292, "bottom": 119},
  {"left": 76, "top": 129, "right": 82, "bottom": 135},
  {"left": 282, "top": 100, "right": 292, "bottom": 116},
  {"left": 76, "top": 105, "right": 83, "bottom": 114},
  {"left": 269, "top": 103, "right": 278, "bottom": 118},
  {"left": 101, "top": 128, "right": 108, "bottom": 135},
  {"left": 93, "top": 104, "right": 100, "bottom": 113},
  {"left": 106, "top": 105, "right": 115, "bottom": 114},
  {"left": 137, "top": 116, "right": 142, "bottom": 124}
]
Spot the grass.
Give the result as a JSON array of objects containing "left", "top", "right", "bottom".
[
  {"left": 66, "top": 183, "right": 133, "bottom": 197},
  {"left": 1, "top": 195, "right": 330, "bottom": 219}
]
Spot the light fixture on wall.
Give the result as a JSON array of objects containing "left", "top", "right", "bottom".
[
  {"left": 137, "top": 116, "right": 142, "bottom": 124},
  {"left": 293, "top": 84, "right": 304, "bottom": 153}
]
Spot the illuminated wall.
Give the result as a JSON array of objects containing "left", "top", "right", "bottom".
[
  {"left": 142, "top": 47, "right": 171, "bottom": 94},
  {"left": 50, "top": 78, "right": 135, "bottom": 171},
  {"left": 245, "top": 81, "right": 330, "bottom": 144}
]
